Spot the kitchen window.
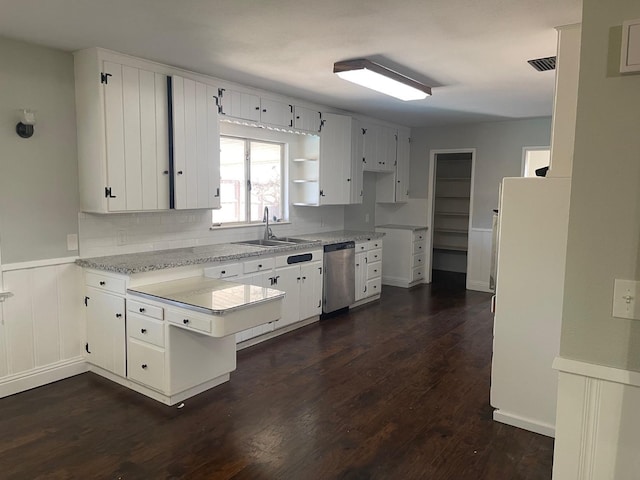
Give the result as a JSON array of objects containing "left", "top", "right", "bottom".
[{"left": 212, "top": 136, "right": 285, "bottom": 225}]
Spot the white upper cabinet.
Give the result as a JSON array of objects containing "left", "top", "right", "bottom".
[
  {"left": 319, "top": 113, "right": 353, "bottom": 205},
  {"left": 294, "top": 105, "right": 322, "bottom": 133},
  {"left": 350, "top": 118, "right": 364, "bottom": 204},
  {"left": 75, "top": 49, "right": 171, "bottom": 213},
  {"left": 395, "top": 130, "right": 411, "bottom": 202},
  {"left": 171, "top": 76, "right": 221, "bottom": 210},
  {"left": 260, "top": 98, "right": 294, "bottom": 128},
  {"left": 218, "top": 88, "right": 260, "bottom": 121},
  {"left": 362, "top": 123, "right": 396, "bottom": 173}
]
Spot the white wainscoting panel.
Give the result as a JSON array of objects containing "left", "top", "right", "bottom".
[
  {"left": 553, "top": 357, "right": 640, "bottom": 479},
  {"left": 466, "top": 228, "right": 493, "bottom": 292},
  {"left": 0, "top": 260, "right": 86, "bottom": 398}
]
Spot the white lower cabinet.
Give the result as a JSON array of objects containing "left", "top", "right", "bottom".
[
  {"left": 234, "top": 270, "right": 276, "bottom": 343},
  {"left": 375, "top": 226, "right": 427, "bottom": 287},
  {"left": 85, "top": 286, "right": 126, "bottom": 377},
  {"left": 127, "top": 338, "right": 165, "bottom": 391},
  {"left": 275, "top": 260, "right": 322, "bottom": 329},
  {"left": 353, "top": 240, "right": 383, "bottom": 303}
]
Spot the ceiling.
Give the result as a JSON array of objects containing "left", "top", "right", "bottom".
[{"left": 0, "top": 0, "right": 582, "bottom": 127}]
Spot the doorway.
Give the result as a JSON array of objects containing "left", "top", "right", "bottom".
[{"left": 428, "top": 150, "right": 475, "bottom": 284}]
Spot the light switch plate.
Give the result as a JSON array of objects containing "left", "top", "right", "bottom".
[
  {"left": 66, "top": 233, "right": 78, "bottom": 251},
  {"left": 613, "top": 279, "right": 640, "bottom": 320}
]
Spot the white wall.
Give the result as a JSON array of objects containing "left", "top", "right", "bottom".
[
  {"left": 410, "top": 117, "right": 552, "bottom": 228},
  {"left": 0, "top": 37, "right": 79, "bottom": 263}
]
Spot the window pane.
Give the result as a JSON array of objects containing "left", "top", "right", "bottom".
[
  {"left": 212, "top": 137, "right": 246, "bottom": 223},
  {"left": 249, "top": 141, "right": 282, "bottom": 222}
]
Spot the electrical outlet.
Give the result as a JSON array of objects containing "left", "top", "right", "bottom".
[
  {"left": 66, "top": 234, "right": 78, "bottom": 251},
  {"left": 613, "top": 279, "right": 640, "bottom": 320},
  {"left": 365, "top": 213, "right": 370, "bottom": 223},
  {"left": 117, "top": 230, "right": 127, "bottom": 246}
]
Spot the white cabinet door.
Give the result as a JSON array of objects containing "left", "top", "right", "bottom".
[
  {"left": 260, "top": 99, "right": 293, "bottom": 127},
  {"left": 274, "top": 264, "right": 301, "bottom": 329},
  {"left": 362, "top": 123, "right": 381, "bottom": 172},
  {"left": 395, "top": 131, "right": 411, "bottom": 202},
  {"left": 380, "top": 126, "right": 397, "bottom": 173},
  {"left": 299, "top": 262, "right": 322, "bottom": 320},
  {"left": 171, "top": 76, "right": 221, "bottom": 209},
  {"left": 103, "top": 62, "right": 170, "bottom": 211},
  {"left": 350, "top": 118, "right": 364, "bottom": 204},
  {"left": 85, "top": 287, "right": 125, "bottom": 376},
  {"left": 355, "top": 252, "right": 367, "bottom": 301},
  {"left": 219, "top": 88, "right": 260, "bottom": 121},
  {"left": 294, "top": 106, "right": 321, "bottom": 132},
  {"left": 319, "top": 113, "right": 352, "bottom": 205}
]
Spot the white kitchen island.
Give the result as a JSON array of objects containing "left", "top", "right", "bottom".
[{"left": 92, "top": 276, "right": 284, "bottom": 406}]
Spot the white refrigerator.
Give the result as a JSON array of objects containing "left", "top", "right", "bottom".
[{"left": 490, "top": 176, "right": 570, "bottom": 437}]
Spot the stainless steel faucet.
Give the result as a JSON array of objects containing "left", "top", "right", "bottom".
[{"left": 263, "top": 206, "right": 273, "bottom": 240}]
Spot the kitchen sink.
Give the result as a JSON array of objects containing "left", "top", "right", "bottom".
[
  {"left": 271, "top": 237, "right": 318, "bottom": 244},
  {"left": 232, "top": 239, "right": 296, "bottom": 247}
]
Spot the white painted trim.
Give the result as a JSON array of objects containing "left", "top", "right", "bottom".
[
  {"left": 553, "top": 356, "right": 640, "bottom": 387},
  {"left": 467, "top": 280, "right": 492, "bottom": 293},
  {"left": 236, "top": 316, "right": 319, "bottom": 350},
  {"left": 470, "top": 227, "right": 492, "bottom": 233},
  {"left": 2, "top": 256, "right": 79, "bottom": 272},
  {"left": 0, "top": 356, "right": 88, "bottom": 398},
  {"left": 493, "top": 409, "right": 555, "bottom": 437}
]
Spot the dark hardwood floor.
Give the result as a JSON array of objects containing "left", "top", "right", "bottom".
[{"left": 0, "top": 272, "right": 554, "bottom": 479}]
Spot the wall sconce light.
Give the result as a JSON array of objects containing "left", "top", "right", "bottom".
[
  {"left": 16, "top": 109, "right": 36, "bottom": 138},
  {"left": 334, "top": 59, "right": 431, "bottom": 101}
]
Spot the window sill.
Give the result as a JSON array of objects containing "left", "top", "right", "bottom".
[{"left": 209, "top": 221, "right": 291, "bottom": 231}]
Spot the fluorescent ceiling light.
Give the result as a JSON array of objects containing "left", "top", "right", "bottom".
[{"left": 334, "top": 59, "right": 431, "bottom": 101}]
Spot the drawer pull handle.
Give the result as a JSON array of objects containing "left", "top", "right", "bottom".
[
  {"left": 99, "top": 281, "right": 106, "bottom": 286},
  {"left": 141, "top": 364, "right": 148, "bottom": 369},
  {"left": 183, "top": 319, "right": 190, "bottom": 324},
  {"left": 221, "top": 270, "right": 226, "bottom": 274},
  {"left": 141, "top": 328, "right": 147, "bottom": 334},
  {"left": 115, "top": 313, "right": 122, "bottom": 318},
  {"left": 139, "top": 308, "right": 146, "bottom": 313}
]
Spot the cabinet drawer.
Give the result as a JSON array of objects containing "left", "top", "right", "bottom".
[
  {"left": 204, "top": 262, "right": 242, "bottom": 279},
  {"left": 368, "top": 239, "right": 383, "bottom": 250},
  {"left": 243, "top": 257, "right": 275, "bottom": 274},
  {"left": 365, "top": 277, "right": 382, "bottom": 297},
  {"left": 166, "top": 309, "right": 211, "bottom": 334},
  {"left": 412, "top": 266, "right": 425, "bottom": 282},
  {"left": 356, "top": 242, "right": 368, "bottom": 252},
  {"left": 413, "top": 230, "right": 427, "bottom": 242},
  {"left": 127, "top": 339, "right": 165, "bottom": 391},
  {"left": 127, "top": 299, "right": 163, "bottom": 320},
  {"left": 413, "top": 241, "right": 426, "bottom": 254},
  {"left": 413, "top": 253, "right": 426, "bottom": 268},
  {"left": 367, "top": 249, "right": 382, "bottom": 263},
  {"left": 367, "top": 261, "right": 382, "bottom": 280},
  {"left": 127, "top": 313, "right": 164, "bottom": 347},
  {"left": 85, "top": 272, "right": 126, "bottom": 295}
]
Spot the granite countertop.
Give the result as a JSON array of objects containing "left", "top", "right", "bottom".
[
  {"left": 127, "top": 276, "right": 285, "bottom": 315},
  {"left": 76, "top": 230, "right": 382, "bottom": 275},
  {"left": 376, "top": 224, "right": 428, "bottom": 231}
]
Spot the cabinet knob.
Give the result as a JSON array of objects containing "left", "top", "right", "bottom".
[
  {"left": 99, "top": 281, "right": 106, "bottom": 286},
  {"left": 221, "top": 270, "right": 226, "bottom": 274},
  {"left": 141, "top": 328, "right": 147, "bottom": 334},
  {"left": 258, "top": 264, "right": 262, "bottom": 268},
  {"left": 177, "top": 170, "right": 183, "bottom": 175},
  {"left": 163, "top": 170, "right": 169, "bottom": 175},
  {"left": 139, "top": 308, "right": 145, "bottom": 313},
  {"left": 255, "top": 106, "right": 260, "bottom": 110},
  {"left": 262, "top": 108, "right": 267, "bottom": 112},
  {"left": 141, "top": 364, "right": 148, "bottom": 369},
  {"left": 115, "top": 313, "right": 122, "bottom": 318},
  {"left": 183, "top": 319, "right": 190, "bottom": 324}
]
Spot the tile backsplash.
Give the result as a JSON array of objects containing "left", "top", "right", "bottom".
[{"left": 78, "top": 205, "right": 345, "bottom": 258}]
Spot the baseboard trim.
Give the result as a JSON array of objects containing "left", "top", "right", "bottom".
[
  {"left": 466, "top": 280, "right": 493, "bottom": 293},
  {"left": 493, "top": 409, "right": 555, "bottom": 437},
  {"left": 0, "top": 357, "right": 88, "bottom": 399}
]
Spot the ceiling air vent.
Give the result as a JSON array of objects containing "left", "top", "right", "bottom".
[{"left": 528, "top": 56, "right": 556, "bottom": 72}]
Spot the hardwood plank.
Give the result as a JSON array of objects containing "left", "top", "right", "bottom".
[{"left": 0, "top": 279, "right": 553, "bottom": 479}]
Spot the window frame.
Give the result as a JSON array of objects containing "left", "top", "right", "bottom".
[{"left": 212, "top": 135, "right": 286, "bottom": 226}]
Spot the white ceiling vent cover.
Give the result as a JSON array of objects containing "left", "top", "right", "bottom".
[{"left": 528, "top": 56, "right": 556, "bottom": 71}]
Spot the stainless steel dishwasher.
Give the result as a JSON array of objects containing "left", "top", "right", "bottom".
[{"left": 323, "top": 241, "right": 355, "bottom": 314}]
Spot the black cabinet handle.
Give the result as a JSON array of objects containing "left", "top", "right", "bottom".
[
  {"left": 115, "top": 313, "right": 122, "bottom": 318},
  {"left": 183, "top": 319, "right": 190, "bottom": 324},
  {"left": 141, "top": 364, "right": 148, "bottom": 369},
  {"left": 221, "top": 270, "right": 226, "bottom": 275},
  {"left": 255, "top": 106, "right": 260, "bottom": 110},
  {"left": 258, "top": 264, "right": 262, "bottom": 268},
  {"left": 163, "top": 170, "right": 169, "bottom": 175},
  {"left": 99, "top": 281, "right": 106, "bottom": 286},
  {"left": 177, "top": 170, "right": 183, "bottom": 175},
  {"left": 141, "top": 328, "right": 147, "bottom": 334},
  {"left": 139, "top": 308, "right": 145, "bottom": 313}
]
